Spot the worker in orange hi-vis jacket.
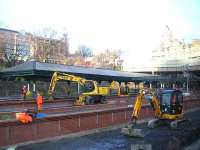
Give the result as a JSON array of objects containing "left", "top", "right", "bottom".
[
  {"left": 16, "top": 112, "right": 32, "bottom": 123},
  {"left": 36, "top": 91, "right": 43, "bottom": 112}
]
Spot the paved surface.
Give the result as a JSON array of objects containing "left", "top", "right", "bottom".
[{"left": 12, "top": 109, "right": 200, "bottom": 150}]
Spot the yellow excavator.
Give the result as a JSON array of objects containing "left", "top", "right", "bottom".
[
  {"left": 48, "top": 72, "right": 120, "bottom": 105},
  {"left": 122, "top": 88, "right": 189, "bottom": 137}
]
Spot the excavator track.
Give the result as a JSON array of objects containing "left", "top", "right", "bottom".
[{"left": 170, "top": 118, "right": 191, "bottom": 129}]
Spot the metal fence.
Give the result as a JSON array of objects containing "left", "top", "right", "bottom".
[
  {"left": 0, "top": 81, "right": 28, "bottom": 99},
  {"left": 0, "top": 81, "right": 79, "bottom": 100},
  {"left": 0, "top": 80, "right": 127, "bottom": 100}
]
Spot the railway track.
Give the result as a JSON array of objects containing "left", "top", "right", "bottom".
[
  {"left": 42, "top": 97, "right": 132, "bottom": 115},
  {"left": 0, "top": 96, "right": 134, "bottom": 115},
  {"left": 0, "top": 93, "right": 196, "bottom": 115},
  {"left": 0, "top": 93, "right": 198, "bottom": 120}
]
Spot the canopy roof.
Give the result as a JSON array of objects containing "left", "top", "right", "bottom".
[{"left": 0, "top": 61, "right": 160, "bottom": 82}]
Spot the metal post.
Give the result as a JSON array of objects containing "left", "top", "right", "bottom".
[
  {"left": 78, "top": 83, "right": 80, "bottom": 95},
  {"left": 161, "top": 83, "right": 164, "bottom": 88},
  {"left": 173, "top": 83, "right": 175, "bottom": 89},
  {"left": 150, "top": 82, "right": 152, "bottom": 89},
  {"left": 187, "top": 75, "right": 189, "bottom": 93},
  {"left": 33, "top": 83, "right": 36, "bottom": 92},
  {"left": 27, "top": 83, "right": 30, "bottom": 92}
]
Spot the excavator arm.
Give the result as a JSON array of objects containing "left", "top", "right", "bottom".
[
  {"left": 131, "top": 90, "right": 162, "bottom": 121},
  {"left": 48, "top": 72, "right": 121, "bottom": 105},
  {"left": 122, "top": 89, "right": 162, "bottom": 137},
  {"left": 48, "top": 72, "right": 87, "bottom": 95},
  {"left": 48, "top": 72, "right": 100, "bottom": 105},
  {"left": 150, "top": 94, "right": 162, "bottom": 118},
  {"left": 132, "top": 91, "right": 144, "bottom": 120}
]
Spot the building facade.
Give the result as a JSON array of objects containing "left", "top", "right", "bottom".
[
  {"left": 152, "top": 26, "right": 200, "bottom": 67},
  {"left": 0, "top": 28, "right": 19, "bottom": 62},
  {"left": 0, "top": 28, "right": 69, "bottom": 66}
]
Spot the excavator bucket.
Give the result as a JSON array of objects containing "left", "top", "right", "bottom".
[
  {"left": 74, "top": 95, "right": 85, "bottom": 105},
  {"left": 121, "top": 124, "right": 144, "bottom": 138}
]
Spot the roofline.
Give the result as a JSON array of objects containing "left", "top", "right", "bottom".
[
  {"left": 34, "top": 61, "right": 155, "bottom": 77},
  {"left": 0, "top": 28, "right": 19, "bottom": 34},
  {"left": 0, "top": 61, "right": 159, "bottom": 82}
]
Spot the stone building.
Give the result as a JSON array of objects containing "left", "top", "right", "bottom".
[
  {"left": 152, "top": 26, "right": 200, "bottom": 67},
  {"left": 190, "top": 39, "right": 200, "bottom": 59}
]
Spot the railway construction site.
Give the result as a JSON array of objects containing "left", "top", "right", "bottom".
[{"left": 0, "top": 61, "right": 200, "bottom": 150}]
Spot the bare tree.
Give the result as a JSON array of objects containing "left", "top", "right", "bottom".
[{"left": 93, "top": 49, "right": 123, "bottom": 70}]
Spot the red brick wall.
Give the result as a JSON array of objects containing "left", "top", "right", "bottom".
[{"left": 0, "top": 99, "right": 199, "bottom": 147}]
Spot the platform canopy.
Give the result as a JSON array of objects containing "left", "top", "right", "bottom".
[{"left": 0, "top": 61, "right": 165, "bottom": 82}]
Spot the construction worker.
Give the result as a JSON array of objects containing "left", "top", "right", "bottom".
[
  {"left": 16, "top": 111, "right": 32, "bottom": 123},
  {"left": 21, "top": 85, "right": 27, "bottom": 100},
  {"left": 36, "top": 91, "right": 43, "bottom": 112}
]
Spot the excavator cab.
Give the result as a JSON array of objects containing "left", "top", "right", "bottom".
[
  {"left": 159, "top": 90, "right": 183, "bottom": 115},
  {"left": 83, "top": 81, "right": 95, "bottom": 92}
]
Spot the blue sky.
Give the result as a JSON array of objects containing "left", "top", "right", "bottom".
[
  {"left": 171, "top": 0, "right": 200, "bottom": 41},
  {"left": 0, "top": 0, "right": 200, "bottom": 69}
]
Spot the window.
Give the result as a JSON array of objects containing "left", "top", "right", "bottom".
[
  {"left": 177, "top": 92, "right": 183, "bottom": 104},
  {"left": 162, "top": 93, "right": 171, "bottom": 105}
]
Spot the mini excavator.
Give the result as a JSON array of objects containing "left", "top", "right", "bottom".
[{"left": 122, "top": 88, "right": 189, "bottom": 137}]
